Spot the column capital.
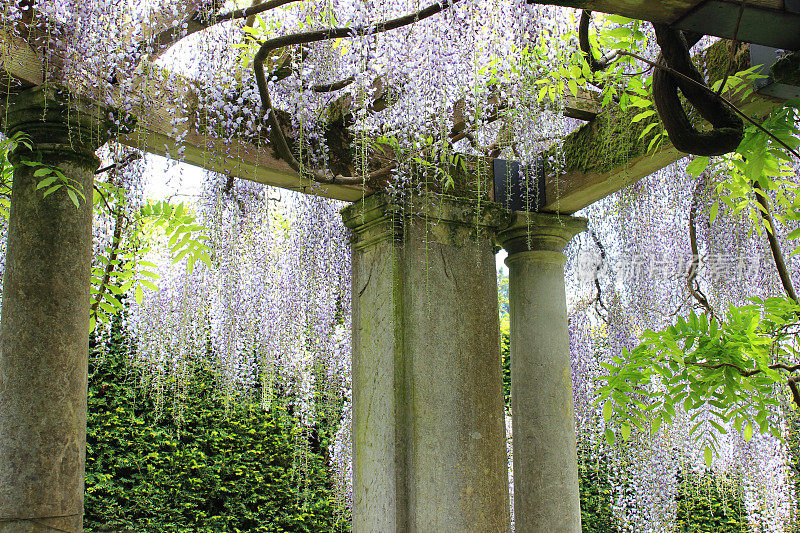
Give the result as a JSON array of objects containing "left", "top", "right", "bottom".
[
  {"left": 342, "top": 192, "right": 512, "bottom": 250},
  {"left": 345, "top": 191, "right": 511, "bottom": 531},
  {"left": 2, "top": 86, "right": 135, "bottom": 166},
  {"left": 496, "top": 211, "right": 587, "bottom": 257}
]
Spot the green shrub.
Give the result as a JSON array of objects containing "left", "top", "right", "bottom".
[
  {"left": 674, "top": 470, "right": 747, "bottom": 533},
  {"left": 85, "top": 325, "right": 349, "bottom": 532},
  {"left": 579, "top": 449, "right": 619, "bottom": 533},
  {"left": 501, "top": 328, "right": 511, "bottom": 411}
]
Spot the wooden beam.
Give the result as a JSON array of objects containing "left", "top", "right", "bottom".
[
  {"left": 0, "top": 30, "right": 42, "bottom": 88},
  {"left": 0, "top": 26, "right": 365, "bottom": 201},
  {"left": 112, "top": 68, "right": 365, "bottom": 202},
  {"left": 2, "top": 30, "right": 796, "bottom": 209},
  {"left": 107, "top": 67, "right": 368, "bottom": 201},
  {"left": 529, "top": 0, "right": 704, "bottom": 24},
  {"left": 563, "top": 87, "right": 602, "bottom": 121},
  {"left": 0, "top": 23, "right": 601, "bottom": 203},
  {"left": 119, "top": 109, "right": 367, "bottom": 202},
  {"left": 542, "top": 42, "right": 796, "bottom": 214},
  {"left": 533, "top": 1, "right": 800, "bottom": 50}
]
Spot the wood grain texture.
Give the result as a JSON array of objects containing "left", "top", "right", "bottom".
[{"left": 543, "top": 43, "right": 797, "bottom": 214}]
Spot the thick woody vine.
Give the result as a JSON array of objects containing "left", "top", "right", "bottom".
[{"left": 579, "top": 9, "right": 800, "bottom": 461}]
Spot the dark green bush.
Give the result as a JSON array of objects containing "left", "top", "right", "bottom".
[
  {"left": 578, "top": 449, "right": 619, "bottom": 533},
  {"left": 85, "top": 325, "right": 348, "bottom": 533},
  {"left": 501, "top": 329, "right": 511, "bottom": 411},
  {"left": 674, "top": 470, "right": 747, "bottom": 533}
]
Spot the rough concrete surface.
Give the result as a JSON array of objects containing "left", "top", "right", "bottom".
[
  {"left": 498, "top": 212, "right": 587, "bottom": 533},
  {"left": 344, "top": 194, "right": 511, "bottom": 532},
  {"left": 0, "top": 87, "right": 113, "bottom": 533}
]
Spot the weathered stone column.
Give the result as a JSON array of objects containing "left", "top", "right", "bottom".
[
  {"left": 0, "top": 87, "right": 121, "bottom": 533},
  {"left": 496, "top": 212, "right": 586, "bottom": 533},
  {"left": 342, "top": 193, "right": 511, "bottom": 532}
]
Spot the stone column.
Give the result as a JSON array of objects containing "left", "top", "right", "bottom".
[
  {"left": 342, "top": 193, "right": 511, "bottom": 532},
  {"left": 0, "top": 87, "right": 124, "bottom": 533},
  {"left": 496, "top": 212, "right": 586, "bottom": 533}
]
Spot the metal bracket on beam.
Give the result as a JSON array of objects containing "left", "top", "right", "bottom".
[
  {"left": 751, "top": 45, "right": 800, "bottom": 100},
  {"left": 493, "top": 158, "right": 546, "bottom": 213}
]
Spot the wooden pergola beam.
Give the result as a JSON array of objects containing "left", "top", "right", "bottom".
[
  {"left": 2, "top": 25, "right": 798, "bottom": 209},
  {"left": 116, "top": 99, "right": 367, "bottom": 201},
  {"left": 542, "top": 41, "right": 798, "bottom": 214},
  {"left": 0, "top": 27, "right": 368, "bottom": 201},
  {"left": 532, "top": 0, "right": 703, "bottom": 23},
  {"left": 112, "top": 70, "right": 367, "bottom": 201},
  {"left": 0, "top": 30, "right": 42, "bottom": 88},
  {"left": 0, "top": 24, "right": 602, "bottom": 203},
  {"left": 533, "top": 0, "right": 800, "bottom": 49}
]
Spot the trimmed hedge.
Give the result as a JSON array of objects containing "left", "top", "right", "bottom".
[
  {"left": 578, "top": 450, "right": 619, "bottom": 533},
  {"left": 674, "top": 470, "right": 747, "bottom": 533},
  {"left": 84, "top": 325, "right": 348, "bottom": 532}
]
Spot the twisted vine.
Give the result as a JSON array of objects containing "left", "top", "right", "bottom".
[
  {"left": 253, "top": 0, "right": 460, "bottom": 187},
  {"left": 651, "top": 25, "right": 744, "bottom": 156},
  {"left": 578, "top": 11, "right": 619, "bottom": 74},
  {"left": 578, "top": 11, "right": 745, "bottom": 157}
]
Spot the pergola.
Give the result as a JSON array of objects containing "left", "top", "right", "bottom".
[{"left": 0, "top": 1, "right": 798, "bottom": 532}]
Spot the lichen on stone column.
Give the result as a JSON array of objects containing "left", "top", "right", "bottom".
[
  {"left": 342, "top": 192, "right": 512, "bottom": 533},
  {"left": 0, "top": 86, "right": 132, "bottom": 533},
  {"left": 497, "top": 211, "right": 587, "bottom": 533}
]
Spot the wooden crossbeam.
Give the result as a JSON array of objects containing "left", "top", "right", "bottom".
[
  {"left": 0, "top": 28, "right": 366, "bottom": 201},
  {"left": 534, "top": 0, "right": 800, "bottom": 50},
  {"left": 542, "top": 41, "right": 797, "bottom": 214},
  {"left": 536, "top": 0, "right": 796, "bottom": 23},
  {"left": 0, "top": 25, "right": 601, "bottom": 203},
  {"left": 532, "top": 0, "right": 703, "bottom": 23},
  {"left": 111, "top": 70, "right": 367, "bottom": 201},
  {"left": 110, "top": 71, "right": 594, "bottom": 201},
  {"left": 1, "top": 27, "right": 798, "bottom": 210},
  {"left": 115, "top": 93, "right": 367, "bottom": 201},
  {"left": 0, "top": 30, "right": 42, "bottom": 88}
]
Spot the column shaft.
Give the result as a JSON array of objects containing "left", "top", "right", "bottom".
[
  {"left": 498, "top": 213, "right": 586, "bottom": 533},
  {"left": 0, "top": 87, "right": 122, "bottom": 533},
  {"left": 344, "top": 194, "right": 511, "bottom": 532}
]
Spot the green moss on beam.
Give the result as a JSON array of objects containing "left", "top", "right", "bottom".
[
  {"left": 543, "top": 41, "right": 787, "bottom": 214},
  {"left": 556, "top": 105, "right": 657, "bottom": 178},
  {"left": 771, "top": 51, "right": 800, "bottom": 87}
]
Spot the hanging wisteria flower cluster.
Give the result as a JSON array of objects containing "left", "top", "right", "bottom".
[
  {"left": 127, "top": 173, "right": 350, "bottom": 409},
  {"left": 3, "top": 0, "right": 800, "bottom": 529},
  {"left": 566, "top": 155, "right": 800, "bottom": 531},
  {"left": 124, "top": 171, "right": 354, "bottom": 500}
]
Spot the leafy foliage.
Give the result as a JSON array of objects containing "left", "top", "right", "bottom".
[
  {"left": 499, "top": 269, "right": 511, "bottom": 410},
  {"left": 501, "top": 322, "right": 511, "bottom": 411},
  {"left": 577, "top": 446, "right": 748, "bottom": 532},
  {"left": 0, "top": 134, "right": 214, "bottom": 330},
  {"left": 0, "top": 132, "right": 88, "bottom": 209},
  {"left": 578, "top": 448, "right": 619, "bottom": 533},
  {"left": 85, "top": 322, "right": 349, "bottom": 533},
  {"left": 599, "top": 96, "right": 800, "bottom": 457},
  {"left": 674, "top": 470, "right": 747, "bottom": 533},
  {"left": 693, "top": 98, "right": 800, "bottom": 232},
  {"left": 90, "top": 199, "right": 214, "bottom": 328},
  {"left": 596, "top": 299, "right": 800, "bottom": 460},
  {"left": 594, "top": 49, "right": 800, "bottom": 458}
]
